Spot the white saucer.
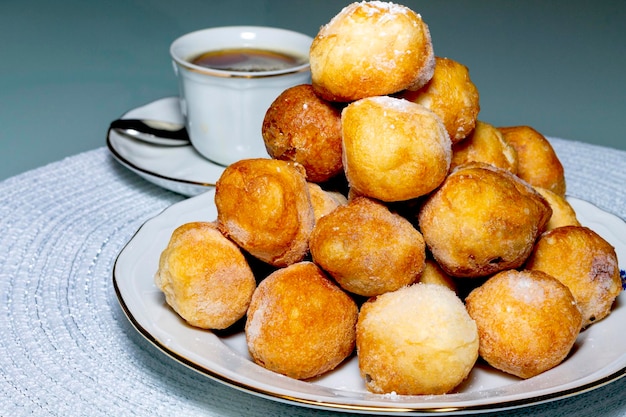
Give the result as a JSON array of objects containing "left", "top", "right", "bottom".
[{"left": 106, "top": 97, "right": 226, "bottom": 196}]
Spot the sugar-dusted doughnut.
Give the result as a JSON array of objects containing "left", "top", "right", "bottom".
[
  {"left": 415, "top": 258, "right": 458, "bottom": 293},
  {"left": 342, "top": 96, "right": 451, "bottom": 202},
  {"left": 309, "top": 1, "right": 435, "bottom": 102},
  {"left": 357, "top": 283, "right": 479, "bottom": 394},
  {"left": 525, "top": 225, "right": 622, "bottom": 327},
  {"left": 498, "top": 125, "right": 566, "bottom": 196},
  {"left": 215, "top": 158, "right": 314, "bottom": 267},
  {"left": 451, "top": 120, "right": 518, "bottom": 174},
  {"left": 466, "top": 269, "right": 582, "bottom": 379},
  {"left": 307, "top": 182, "right": 347, "bottom": 222},
  {"left": 399, "top": 56, "right": 480, "bottom": 143},
  {"left": 310, "top": 196, "right": 426, "bottom": 297},
  {"left": 155, "top": 222, "right": 256, "bottom": 330},
  {"left": 245, "top": 261, "right": 358, "bottom": 380},
  {"left": 533, "top": 186, "right": 580, "bottom": 231},
  {"left": 418, "top": 162, "right": 552, "bottom": 278},
  {"left": 262, "top": 84, "right": 344, "bottom": 183}
]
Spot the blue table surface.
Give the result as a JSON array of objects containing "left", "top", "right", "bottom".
[{"left": 1, "top": 0, "right": 625, "bottom": 181}]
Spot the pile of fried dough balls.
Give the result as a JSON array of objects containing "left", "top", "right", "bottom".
[{"left": 154, "top": 1, "right": 623, "bottom": 396}]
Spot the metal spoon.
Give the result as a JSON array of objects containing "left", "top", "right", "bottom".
[{"left": 109, "top": 118, "right": 190, "bottom": 146}]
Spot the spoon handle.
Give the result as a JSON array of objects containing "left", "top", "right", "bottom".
[{"left": 109, "top": 119, "right": 190, "bottom": 142}]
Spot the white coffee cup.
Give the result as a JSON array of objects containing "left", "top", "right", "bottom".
[{"left": 170, "top": 26, "right": 312, "bottom": 166}]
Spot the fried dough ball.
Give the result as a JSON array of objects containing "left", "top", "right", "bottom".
[
  {"left": 499, "top": 125, "right": 566, "bottom": 196},
  {"left": 399, "top": 56, "right": 480, "bottom": 143},
  {"left": 418, "top": 163, "right": 552, "bottom": 278},
  {"left": 533, "top": 186, "right": 580, "bottom": 231},
  {"left": 415, "top": 258, "right": 458, "bottom": 293},
  {"left": 525, "top": 226, "right": 622, "bottom": 327},
  {"left": 307, "top": 182, "right": 347, "bottom": 222},
  {"left": 451, "top": 120, "right": 518, "bottom": 174},
  {"left": 262, "top": 84, "right": 343, "bottom": 183},
  {"left": 245, "top": 261, "right": 358, "bottom": 380},
  {"left": 342, "top": 96, "right": 451, "bottom": 202},
  {"left": 357, "top": 283, "right": 479, "bottom": 395},
  {"left": 155, "top": 222, "right": 256, "bottom": 330},
  {"left": 215, "top": 158, "right": 314, "bottom": 267},
  {"left": 466, "top": 269, "right": 582, "bottom": 379},
  {"left": 310, "top": 196, "right": 426, "bottom": 297},
  {"left": 310, "top": 1, "right": 435, "bottom": 102}
]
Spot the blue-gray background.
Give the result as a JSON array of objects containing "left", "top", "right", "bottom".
[{"left": 1, "top": 0, "right": 624, "bottom": 181}]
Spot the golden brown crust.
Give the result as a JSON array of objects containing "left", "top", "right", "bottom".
[
  {"left": 498, "top": 125, "right": 566, "bottom": 196},
  {"left": 533, "top": 186, "right": 580, "bottom": 231},
  {"left": 465, "top": 269, "right": 582, "bottom": 379},
  {"left": 451, "top": 120, "right": 518, "bottom": 174},
  {"left": 310, "top": 1, "right": 435, "bottom": 101},
  {"left": 154, "top": 222, "right": 256, "bottom": 330},
  {"left": 415, "top": 258, "right": 458, "bottom": 293},
  {"left": 418, "top": 162, "right": 552, "bottom": 277},
  {"left": 399, "top": 56, "right": 480, "bottom": 143},
  {"left": 245, "top": 261, "right": 358, "bottom": 380},
  {"left": 215, "top": 158, "right": 314, "bottom": 267},
  {"left": 525, "top": 226, "right": 622, "bottom": 327},
  {"left": 307, "top": 182, "right": 347, "bottom": 222},
  {"left": 262, "top": 84, "right": 343, "bottom": 183},
  {"left": 310, "top": 196, "right": 426, "bottom": 297},
  {"left": 357, "top": 283, "right": 479, "bottom": 394},
  {"left": 341, "top": 96, "right": 451, "bottom": 202}
]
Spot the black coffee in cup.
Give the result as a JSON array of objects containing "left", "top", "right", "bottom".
[{"left": 190, "top": 48, "right": 307, "bottom": 72}]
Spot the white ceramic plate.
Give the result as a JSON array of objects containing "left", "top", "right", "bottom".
[
  {"left": 106, "top": 97, "right": 225, "bottom": 196},
  {"left": 113, "top": 193, "right": 626, "bottom": 415}
]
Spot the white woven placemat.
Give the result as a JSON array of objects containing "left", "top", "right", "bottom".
[{"left": 0, "top": 141, "right": 625, "bottom": 417}]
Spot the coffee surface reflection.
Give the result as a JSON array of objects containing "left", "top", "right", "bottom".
[{"left": 190, "top": 48, "right": 307, "bottom": 72}]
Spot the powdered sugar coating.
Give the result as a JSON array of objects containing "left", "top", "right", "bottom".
[
  {"left": 466, "top": 269, "right": 583, "bottom": 379},
  {"left": 507, "top": 274, "right": 548, "bottom": 305},
  {"left": 341, "top": 96, "right": 451, "bottom": 201},
  {"left": 365, "top": 95, "right": 419, "bottom": 112},
  {"left": 244, "top": 262, "right": 358, "bottom": 380},
  {"left": 326, "top": 1, "right": 416, "bottom": 27},
  {"left": 526, "top": 225, "right": 622, "bottom": 328},
  {"left": 357, "top": 283, "right": 479, "bottom": 394},
  {"left": 310, "top": 1, "right": 435, "bottom": 101}
]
